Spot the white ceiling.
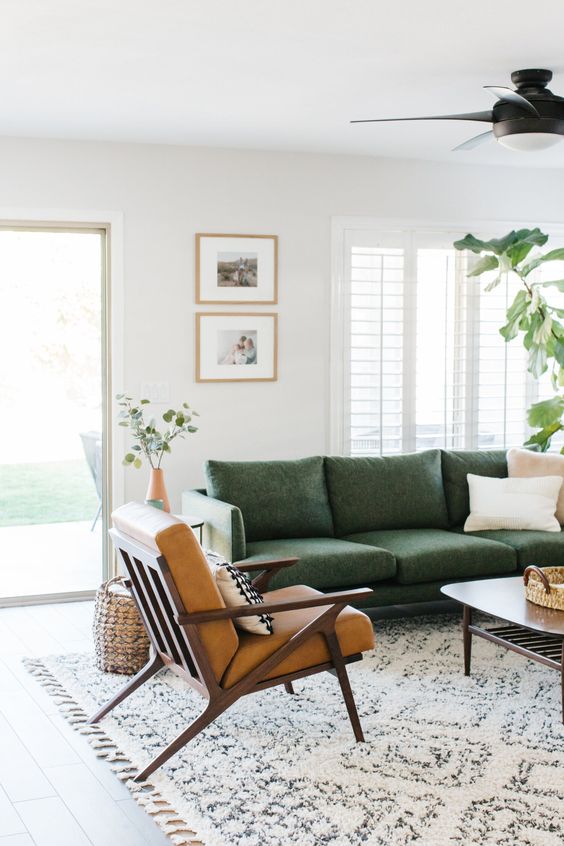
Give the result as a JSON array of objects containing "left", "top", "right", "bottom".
[{"left": 3, "top": 0, "right": 564, "bottom": 167}]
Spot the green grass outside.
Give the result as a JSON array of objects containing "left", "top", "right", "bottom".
[{"left": 0, "top": 460, "right": 99, "bottom": 527}]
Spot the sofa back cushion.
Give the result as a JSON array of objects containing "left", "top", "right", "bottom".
[
  {"left": 204, "top": 456, "right": 334, "bottom": 543},
  {"left": 441, "top": 449, "right": 507, "bottom": 526},
  {"left": 325, "top": 450, "right": 449, "bottom": 537}
]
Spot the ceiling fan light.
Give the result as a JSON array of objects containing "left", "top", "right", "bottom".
[{"left": 498, "top": 132, "right": 562, "bottom": 151}]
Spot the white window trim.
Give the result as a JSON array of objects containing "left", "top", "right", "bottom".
[{"left": 330, "top": 216, "right": 564, "bottom": 456}]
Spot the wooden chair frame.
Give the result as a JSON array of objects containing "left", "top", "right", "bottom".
[{"left": 89, "top": 527, "right": 373, "bottom": 781}]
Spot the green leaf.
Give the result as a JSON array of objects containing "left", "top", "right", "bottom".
[
  {"left": 115, "top": 393, "right": 125, "bottom": 399},
  {"left": 162, "top": 411, "right": 174, "bottom": 423},
  {"left": 525, "top": 421, "right": 563, "bottom": 452},
  {"left": 521, "top": 247, "right": 564, "bottom": 277},
  {"left": 555, "top": 340, "right": 564, "bottom": 368},
  {"left": 506, "top": 290, "right": 528, "bottom": 321},
  {"left": 133, "top": 458, "right": 142, "bottom": 469},
  {"left": 118, "top": 421, "right": 129, "bottom": 427},
  {"left": 182, "top": 402, "right": 189, "bottom": 409},
  {"left": 175, "top": 415, "right": 184, "bottom": 426},
  {"left": 453, "top": 234, "right": 490, "bottom": 254},
  {"left": 541, "top": 279, "right": 564, "bottom": 292},
  {"left": 532, "top": 315, "right": 553, "bottom": 345},
  {"left": 527, "top": 395, "right": 564, "bottom": 428},
  {"left": 187, "top": 425, "right": 198, "bottom": 433},
  {"left": 484, "top": 275, "right": 502, "bottom": 292},
  {"left": 467, "top": 255, "right": 499, "bottom": 277},
  {"left": 140, "top": 398, "right": 150, "bottom": 404},
  {"left": 527, "top": 343, "right": 548, "bottom": 378}
]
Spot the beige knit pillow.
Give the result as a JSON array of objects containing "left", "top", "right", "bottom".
[
  {"left": 508, "top": 448, "right": 564, "bottom": 524},
  {"left": 464, "top": 473, "right": 562, "bottom": 533}
]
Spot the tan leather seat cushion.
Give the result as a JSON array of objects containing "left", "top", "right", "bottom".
[{"left": 221, "top": 585, "right": 375, "bottom": 688}]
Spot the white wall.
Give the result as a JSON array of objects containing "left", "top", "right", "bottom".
[{"left": 1, "top": 136, "right": 564, "bottom": 509}]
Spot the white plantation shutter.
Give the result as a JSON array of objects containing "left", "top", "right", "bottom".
[
  {"left": 348, "top": 233, "right": 404, "bottom": 455},
  {"left": 336, "top": 224, "right": 564, "bottom": 457}
]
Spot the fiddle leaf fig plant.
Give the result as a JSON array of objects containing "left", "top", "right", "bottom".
[
  {"left": 453, "top": 229, "right": 564, "bottom": 452},
  {"left": 117, "top": 394, "right": 199, "bottom": 469}
]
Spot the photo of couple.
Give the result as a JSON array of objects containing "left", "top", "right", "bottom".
[{"left": 218, "top": 330, "right": 258, "bottom": 366}]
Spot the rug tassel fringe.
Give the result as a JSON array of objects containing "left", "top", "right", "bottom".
[{"left": 23, "top": 658, "right": 205, "bottom": 846}]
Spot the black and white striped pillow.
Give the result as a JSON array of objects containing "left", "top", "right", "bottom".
[{"left": 205, "top": 551, "right": 273, "bottom": 636}]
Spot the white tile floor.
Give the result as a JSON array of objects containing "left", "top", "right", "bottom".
[
  {"left": 0, "top": 601, "right": 171, "bottom": 845},
  {"left": 0, "top": 523, "right": 102, "bottom": 599}
]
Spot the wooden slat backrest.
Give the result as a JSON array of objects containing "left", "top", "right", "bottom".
[{"left": 109, "top": 528, "right": 203, "bottom": 682}]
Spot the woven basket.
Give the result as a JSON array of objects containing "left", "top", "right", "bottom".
[
  {"left": 523, "top": 565, "right": 564, "bottom": 612},
  {"left": 93, "top": 576, "right": 150, "bottom": 674}
]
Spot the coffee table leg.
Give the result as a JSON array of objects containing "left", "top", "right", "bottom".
[{"left": 463, "top": 605, "right": 472, "bottom": 676}]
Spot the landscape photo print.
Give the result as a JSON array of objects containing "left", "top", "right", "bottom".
[
  {"left": 196, "top": 233, "right": 277, "bottom": 303},
  {"left": 217, "top": 252, "right": 258, "bottom": 288}
]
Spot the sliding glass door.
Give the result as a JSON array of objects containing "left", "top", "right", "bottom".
[{"left": 0, "top": 226, "right": 109, "bottom": 603}]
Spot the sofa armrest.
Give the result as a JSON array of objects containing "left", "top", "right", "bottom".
[{"left": 181, "top": 489, "right": 246, "bottom": 561}]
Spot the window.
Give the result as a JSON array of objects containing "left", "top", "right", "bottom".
[{"left": 332, "top": 222, "right": 563, "bottom": 456}]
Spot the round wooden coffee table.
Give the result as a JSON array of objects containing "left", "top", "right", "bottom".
[{"left": 442, "top": 576, "right": 564, "bottom": 722}]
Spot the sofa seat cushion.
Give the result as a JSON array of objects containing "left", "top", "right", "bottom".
[
  {"left": 205, "top": 456, "right": 334, "bottom": 542},
  {"left": 241, "top": 537, "right": 396, "bottom": 590},
  {"left": 343, "top": 528, "right": 517, "bottom": 585},
  {"left": 451, "top": 526, "right": 564, "bottom": 570},
  {"left": 221, "top": 585, "right": 375, "bottom": 688},
  {"left": 325, "top": 450, "right": 449, "bottom": 536},
  {"left": 441, "top": 449, "right": 507, "bottom": 527}
]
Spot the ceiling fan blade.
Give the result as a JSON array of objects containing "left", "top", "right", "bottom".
[
  {"left": 452, "top": 129, "right": 495, "bottom": 151},
  {"left": 483, "top": 86, "right": 539, "bottom": 116},
  {"left": 351, "top": 110, "right": 493, "bottom": 124}
]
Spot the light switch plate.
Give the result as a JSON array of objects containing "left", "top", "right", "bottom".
[{"left": 140, "top": 381, "right": 170, "bottom": 404}]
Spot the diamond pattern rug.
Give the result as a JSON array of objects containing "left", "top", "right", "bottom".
[{"left": 25, "top": 614, "right": 564, "bottom": 846}]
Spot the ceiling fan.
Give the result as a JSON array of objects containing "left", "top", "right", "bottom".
[{"left": 352, "top": 69, "right": 564, "bottom": 152}]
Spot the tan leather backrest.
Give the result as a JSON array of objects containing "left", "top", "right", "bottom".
[{"left": 112, "top": 502, "right": 239, "bottom": 681}]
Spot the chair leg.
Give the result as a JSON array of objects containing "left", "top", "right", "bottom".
[
  {"left": 284, "top": 682, "right": 296, "bottom": 695},
  {"left": 134, "top": 697, "right": 228, "bottom": 782},
  {"left": 325, "top": 633, "right": 365, "bottom": 743},
  {"left": 89, "top": 652, "right": 163, "bottom": 724}
]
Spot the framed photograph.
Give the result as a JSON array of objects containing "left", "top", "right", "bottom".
[
  {"left": 196, "top": 233, "right": 278, "bottom": 304},
  {"left": 196, "top": 313, "right": 278, "bottom": 382}
]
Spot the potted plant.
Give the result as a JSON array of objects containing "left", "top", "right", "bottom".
[
  {"left": 117, "top": 394, "right": 199, "bottom": 511},
  {"left": 453, "top": 229, "right": 564, "bottom": 451}
]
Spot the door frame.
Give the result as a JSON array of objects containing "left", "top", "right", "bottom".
[{"left": 0, "top": 210, "right": 124, "bottom": 606}]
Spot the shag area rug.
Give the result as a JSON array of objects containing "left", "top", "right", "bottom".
[{"left": 25, "top": 615, "right": 564, "bottom": 846}]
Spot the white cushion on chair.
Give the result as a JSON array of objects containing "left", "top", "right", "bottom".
[
  {"left": 112, "top": 502, "right": 185, "bottom": 550},
  {"left": 205, "top": 550, "right": 273, "bottom": 636}
]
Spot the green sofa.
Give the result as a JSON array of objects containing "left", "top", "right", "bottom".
[{"left": 182, "top": 450, "right": 564, "bottom": 608}]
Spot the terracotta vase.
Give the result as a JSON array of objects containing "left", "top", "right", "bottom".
[{"left": 145, "top": 468, "right": 171, "bottom": 512}]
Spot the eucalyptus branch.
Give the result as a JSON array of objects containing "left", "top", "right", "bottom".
[{"left": 117, "top": 395, "right": 199, "bottom": 470}]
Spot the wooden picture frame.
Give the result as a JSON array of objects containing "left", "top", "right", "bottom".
[
  {"left": 195, "top": 233, "right": 278, "bottom": 304},
  {"left": 196, "top": 312, "right": 278, "bottom": 382}
]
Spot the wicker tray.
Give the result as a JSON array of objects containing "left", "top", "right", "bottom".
[
  {"left": 93, "top": 576, "right": 150, "bottom": 674},
  {"left": 523, "top": 565, "right": 564, "bottom": 612}
]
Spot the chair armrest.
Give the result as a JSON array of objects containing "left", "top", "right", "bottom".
[
  {"left": 181, "top": 489, "right": 246, "bottom": 561},
  {"left": 175, "top": 587, "right": 373, "bottom": 625},
  {"left": 235, "top": 557, "right": 298, "bottom": 573},
  {"left": 234, "top": 557, "right": 298, "bottom": 591}
]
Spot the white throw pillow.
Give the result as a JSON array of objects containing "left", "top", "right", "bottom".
[
  {"left": 464, "top": 473, "right": 563, "bottom": 533},
  {"left": 205, "top": 550, "right": 273, "bottom": 636}
]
